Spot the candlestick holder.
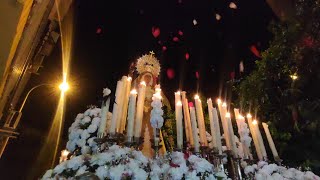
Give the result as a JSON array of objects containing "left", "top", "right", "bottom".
[
  {"left": 214, "top": 153, "right": 226, "bottom": 173},
  {"left": 133, "top": 136, "right": 144, "bottom": 150},
  {"left": 225, "top": 150, "right": 239, "bottom": 180},
  {"left": 233, "top": 157, "right": 243, "bottom": 180},
  {"left": 200, "top": 145, "right": 210, "bottom": 159},
  {"left": 274, "top": 156, "right": 283, "bottom": 166},
  {"left": 94, "top": 134, "right": 109, "bottom": 153}
]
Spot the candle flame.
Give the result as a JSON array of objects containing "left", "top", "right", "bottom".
[
  {"left": 252, "top": 119, "right": 258, "bottom": 125},
  {"left": 217, "top": 98, "right": 222, "bottom": 104},
  {"left": 194, "top": 94, "right": 200, "bottom": 99},
  {"left": 130, "top": 89, "right": 138, "bottom": 94},
  {"left": 207, "top": 98, "right": 212, "bottom": 102},
  {"left": 246, "top": 113, "right": 252, "bottom": 118},
  {"left": 61, "top": 149, "right": 70, "bottom": 157},
  {"left": 225, "top": 112, "right": 231, "bottom": 118},
  {"left": 222, "top": 102, "right": 227, "bottom": 108},
  {"left": 155, "top": 84, "right": 161, "bottom": 92},
  {"left": 176, "top": 101, "right": 182, "bottom": 106},
  {"left": 127, "top": 76, "right": 132, "bottom": 81},
  {"left": 175, "top": 91, "right": 181, "bottom": 95},
  {"left": 140, "top": 81, "right": 146, "bottom": 86},
  {"left": 238, "top": 115, "right": 245, "bottom": 120}
]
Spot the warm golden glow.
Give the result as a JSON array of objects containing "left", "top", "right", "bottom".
[
  {"left": 61, "top": 149, "right": 70, "bottom": 157},
  {"left": 252, "top": 119, "right": 258, "bottom": 125},
  {"left": 247, "top": 113, "right": 252, "bottom": 118},
  {"left": 238, "top": 115, "right": 245, "bottom": 120},
  {"left": 175, "top": 91, "right": 181, "bottom": 95},
  {"left": 140, "top": 81, "right": 146, "bottom": 86},
  {"left": 130, "top": 89, "right": 137, "bottom": 94},
  {"left": 194, "top": 94, "right": 200, "bottom": 99},
  {"left": 208, "top": 98, "right": 212, "bottom": 101},
  {"left": 217, "top": 98, "right": 222, "bottom": 104},
  {"left": 155, "top": 84, "right": 161, "bottom": 93},
  {"left": 127, "top": 76, "right": 132, "bottom": 81},
  {"left": 290, "top": 74, "right": 298, "bottom": 80},
  {"left": 222, "top": 102, "right": 227, "bottom": 108},
  {"left": 176, "top": 101, "right": 182, "bottom": 106},
  {"left": 59, "top": 82, "right": 69, "bottom": 92},
  {"left": 225, "top": 112, "right": 231, "bottom": 118}
]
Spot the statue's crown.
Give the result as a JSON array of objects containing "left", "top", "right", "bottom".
[{"left": 136, "top": 51, "right": 161, "bottom": 77}]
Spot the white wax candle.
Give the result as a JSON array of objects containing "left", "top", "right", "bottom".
[
  {"left": 194, "top": 95, "right": 208, "bottom": 146},
  {"left": 98, "top": 97, "right": 110, "bottom": 136},
  {"left": 176, "top": 101, "right": 183, "bottom": 149},
  {"left": 253, "top": 120, "right": 267, "bottom": 159},
  {"left": 217, "top": 100, "right": 231, "bottom": 151},
  {"left": 207, "top": 98, "right": 216, "bottom": 149},
  {"left": 262, "top": 122, "right": 279, "bottom": 160},
  {"left": 234, "top": 109, "right": 247, "bottom": 159},
  {"left": 116, "top": 76, "right": 127, "bottom": 132},
  {"left": 226, "top": 112, "right": 238, "bottom": 157},
  {"left": 247, "top": 114, "right": 263, "bottom": 160},
  {"left": 212, "top": 108, "right": 222, "bottom": 155},
  {"left": 190, "top": 106, "right": 200, "bottom": 152},
  {"left": 126, "top": 89, "right": 137, "bottom": 140},
  {"left": 181, "top": 91, "right": 194, "bottom": 146},
  {"left": 109, "top": 80, "right": 123, "bottom": 134},
  {"left": 120, "top": 76, "right": 132, "bottom": 133},
  {"left": 134, "top": 81, "right": 146, "bottom": 138}
]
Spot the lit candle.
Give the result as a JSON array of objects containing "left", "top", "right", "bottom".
[
  {"left": 98, "top": 88, "right": 111, "bottom": 137},
  {"left": 262, "top": 122, "right": 280, "bottom": 161},
  {"left": 109, "top": 80, "right": 123, "bottom": 135},
  {"left": 212, "top": 108, "right": 222, "bottom": 154},
  {"left": 134, "top": 81, "right": 146, "bottom": 138},
  {"left": 189, "top": 105, "right": 200, "bottom": 153},
  {"left": 226, "top": 112, "right": 238, "bottom": 156},
  {"left": 234, "top": 108, "right": 250, "bottom": 159},
  {"left": 207, "top": 98, "right": 216, "bottom": 149},
  {"left": 217, "top": 99, "right": 231, "bottom": 151},
  {"left": 126, "top": 89, "right": 137, "bottom": 141},
  {"left": 194, "top": 95, "right": 208, "bottom": 146},
  {"left": 176, "top": 100, "right": 183, "bottom": 149},
  {"left": 247, "top": 114, "right": 262, "bottom": 160},
  {"left": 181, "top": 91, "right": 193, "bottom": 145},
  {"left": 120, "top": 76, "right": 132, "bottom": 133},
  {"left": 253, "top": 119, "right": 267, "bottom": 160}
]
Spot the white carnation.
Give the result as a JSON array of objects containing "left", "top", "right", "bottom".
[
  {"left": 67, "top": 155, "right": 84, "bottom": 170},
  {"left": 96, "top": 166, "right": 109, "bottom": 179}
]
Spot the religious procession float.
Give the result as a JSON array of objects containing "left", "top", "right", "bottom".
[{"left": 42, "top": 52, "right": 320, "bottom": 180}]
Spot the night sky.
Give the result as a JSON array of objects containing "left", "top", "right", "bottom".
[{"left": 0, "top": 0, "right": 275, "bottom": 179}]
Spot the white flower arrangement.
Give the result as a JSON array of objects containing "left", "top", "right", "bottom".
[{"left": 243, "top": 161, "right": 320, "bottom": 180}]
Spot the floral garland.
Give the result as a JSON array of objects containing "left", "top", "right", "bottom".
[
  {"left": 66, "top": 107, "right": 112, "bottom": 155},
  {"left": 243, "top": 161, "right": 320, "bottom": 180},
  {"left": 42, "top": 145, "right": 227, "bottom": 180}
]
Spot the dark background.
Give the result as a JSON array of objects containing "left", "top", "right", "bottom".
[{"left": 0, "top": 0, "right": 275, "bottom": 179}]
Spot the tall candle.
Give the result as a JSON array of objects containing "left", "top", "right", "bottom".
[
  {"left": 181, "top": 91, "right": 193, "bottom": 145},
  {"left": 194, "top": 95, "right": 208, "bottom": 146},
  {"left": 247, "top": 114, "right": 263, "bottom": 160},
  {"left": 116, "top": 76, "right": 127, "bottom": 132},
  {"left": 190, "top": 106, "right": 200, "bottom": 153},
  {"left": 212, "top": 108, "right": 222, "bottom": 154},
  {"left": 234, "top": 109, "right": 250, "bottom": 159},
  {"left": 217, "top": 100, "right": 231, "bottom": 151},
  {"left": 207, "top": 98, "right": 216, "bottom": 149},
  {"left": 98, "top": 97, "right": 110, "bottom": 136},
  {"left": 126, "top": 89, "right": 137, "bottom": 141},
  {"left": 120, "top": 76, "right": 132, "bottom": 133},
  {"left": 226, "top": 112, "right": 238, "bottom": 157},
  {"left": 109, "top": 80, "right": 123, "bottom": 134},
  {"left": 176, "top": 101, "right": 183, "bottom": 149},
  {"left": 253, "top": 119, "right": 267, "bottom": 159},
  {"left": 262, "top": 122, "right": 279, "bottom": 161},
  {"left": 134, "top": 81, "right": 146, "bottom": 138}
]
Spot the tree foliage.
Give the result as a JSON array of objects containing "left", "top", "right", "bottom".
[{"left": 236, "top": 0, "right": 320, "bottom": 173}]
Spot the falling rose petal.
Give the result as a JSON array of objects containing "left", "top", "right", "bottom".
[
  {"left": 188, "top": 102, "right": 194, "bottom": 107},
  {"left": 96, "top": 28, "right": 102, "bottom": 34},
  {"left": 173, "top": 37, "right": 179, "bottom": 42},
  {"left": 166, "top": 68, "right": 175, "bottom": 79},
  {"left": 185, "top": 53, "right": 190, "bottom": 60},
  {"left": 230, "top": 72, "right": 235, "bottom": 80},
  {"left": 152, "top": 26, "right": 161, "bottom": 38},
  {"left": 229, "top": 2, "right": 237, "bottom": 9},
  {"left": 249, "top": 45, "right": 261, "bottom": 58},
  {"left": 162, "top": 46, "right": 167, "bottom": 51},
  {"left": 215, "top": 14, "right": 221, "bottom": 21},
  {"left": 178, "top": 30, "right": 183, "bottom": 36},
  {"left": 193, "top": 19, "right": 198, "bottom": 26},
  {"left": 195, "top": 71, "right": 200, "bottom": 79},
  {"left": 239, "top": 61, "right": 244, "bottom": 73}
]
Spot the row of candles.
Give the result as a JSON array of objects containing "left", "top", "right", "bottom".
[{"left": 97, "top": 75, "right": 279, "bottom": 161}]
